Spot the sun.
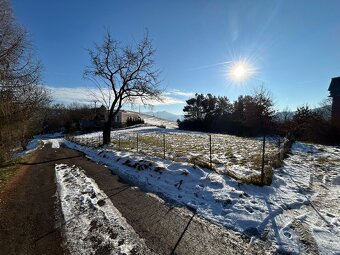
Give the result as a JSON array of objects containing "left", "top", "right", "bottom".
[
  {"left": 233, "top": 65, "right": 247, "bottom": 79},
  {"left": 227, "top": 60, "right": 255, "bottom": 82}
]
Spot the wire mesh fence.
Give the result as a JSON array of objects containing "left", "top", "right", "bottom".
[
  {"left": 67, "top": 130, "right": 283, "bottom": 181},
  {"left": 43, "top": 134, "right": 332, "bottom": 254}
]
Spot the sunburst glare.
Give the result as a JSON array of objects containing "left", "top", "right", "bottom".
[{"left": 227, "top": 59, "right": 255, "bottom": 82}]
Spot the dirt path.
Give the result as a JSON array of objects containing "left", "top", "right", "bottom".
[
  {"left": 0, "top": 143, "right": 266, "bottom": 254},
  {"left": 0, "top": 146, "right": 68, "bottom": 255}
]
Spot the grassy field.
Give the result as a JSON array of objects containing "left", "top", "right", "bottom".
[{"left": 73, "top": 127, "right": 281, "bottom": 179}]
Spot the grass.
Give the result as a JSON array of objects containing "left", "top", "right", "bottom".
[
  {"left": 225, "top": 165, "right": 273, "bottom": 186},
  {"left": 188, "top": 156, "right": 215, "bottom": 170},
  {"left": 139, "top": 135, "right": 163, "bottom": 147},
  {"left": 225, "top": 147, "right": 234, "bottom": 158},
  {"left": 0, "top": 155, "right": 31, "bottom": 190},
  {"left": 316, "top": 157, "right": 330, "bottom": 164},
  {"left": 115, "top": 140, "right": 136, "bottom": 150},
  {"left": 73, "top": 131, "right": 282, "bottom": 185},
  {"left": 79, "top": 132, "right": 280, "bottom": 171}
]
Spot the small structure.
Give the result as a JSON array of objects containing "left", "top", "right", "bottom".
[
  {"left": 329, "top": 77, "right": 340, "bottom": 129},
  {"left": 112, "top": 110, "right": 141, "bottom": 127}
]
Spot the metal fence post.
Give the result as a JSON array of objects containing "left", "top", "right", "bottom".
[
  {"left": 261, "top": 135, "right": 266, "bottom": 185},
  {"left": 277, "top": 137, "right": 281, "bottom": 161},
  {"left": 163, "top": 134, "right": 166, "bottom": 159},
  {"left": 209, "top": 134, "right": 212, "bottom": 168},
  {"left": 136, "top": 133, "right": 139, "bottom": 152},
  {"left": 118, "top": 134, "right": 121, "bottom": 150}
]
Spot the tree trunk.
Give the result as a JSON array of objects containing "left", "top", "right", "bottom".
[
  {"left": 102, "top": 121, "right": 111, "bottom": 145},
  {"left": 103, "top": 102, "right": 119, "bottom": 145}
]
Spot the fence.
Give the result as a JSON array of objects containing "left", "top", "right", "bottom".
[{"left": 67, "top": 131, "right": 286, "bottom": 185}]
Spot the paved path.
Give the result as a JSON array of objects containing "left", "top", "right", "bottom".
[
  {"left": 0, "top": 143, "right": 266, "bottom": 254},
  {"left": 0, "top": 147, "right": 66, "bottom": 255}
]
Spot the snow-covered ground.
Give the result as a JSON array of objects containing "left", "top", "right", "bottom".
[
  {"left": 73, "top": 126, "right": 279, "bottom": 178},
  {"left": 49, "top": 132, "right": 339, "bottom": 255},
  {"left": 13, "top": 139, "right": 42, "bottom": 159},
  {"left": 31, "top": 126, "right": 339, "bottom": 254},
  {"left": 13, "top": 132, "right": 64, "bottom": 158},
  {"left": 280, "top": 143, "right": 340, "bottom": 254},
  {"left": 139, "top": 112, "right": 178, "bottom": 129},
  {"left": 55, "top": 163, "right": 152, "bottom": 254}
]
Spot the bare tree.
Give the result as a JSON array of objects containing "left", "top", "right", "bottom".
[
  {"left": 317, "top": 98, "right": 332, "bottom": 121},
  {"left": 0, "top": 0, "right": 50, "bottom": 160},
  {"left": 84, "top": 31, "right": 162, "bottom": 144},
  {"left": 245, "top": 86, "right": 275, "bottom": 134},
  {"left": 281, "top": 106, "right": 293, "bottom": 122}
]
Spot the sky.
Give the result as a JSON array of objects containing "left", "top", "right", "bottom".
[{"left": 12, "top": 0, "right": 340, "bottom": 115}]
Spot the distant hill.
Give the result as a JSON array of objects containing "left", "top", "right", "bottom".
[
  {"left": 123, "top": 110, "right": 178, "bottom": 128},
  {"left": 142, "top": 111, "right": 183, "bottom": 121},
  {"left": 275, "top": 105, "right": 332, "bottom": 122},
  {"left": 275, "top": 111, "right": 294, "bottom": 122},
  {"left": 138, "top": 112, "right": 178, "bottom": 128}
]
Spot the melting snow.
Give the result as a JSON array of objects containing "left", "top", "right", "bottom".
[
  {"left": 60, "top": 135, "right": 340, "bottom": 254},
  {"left": 75, "top": 126, "right": 279, "bottom": 178},
  {"left": 51, "top": 139, "right": 60, "bottom": 148},
  {"left": 55, "top": 163, "right": 152, "bottom": 254}
]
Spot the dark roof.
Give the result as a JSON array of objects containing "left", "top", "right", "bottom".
[{"left": 329, "top": 77, "right": 340, "bottom": 96}]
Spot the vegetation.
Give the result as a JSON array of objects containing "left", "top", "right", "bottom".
[
  {"left": 0, "top": 0, "right": 337, "bottom": 172},
  {"left": 276, "top": 104, "right": 339, "bottom": 145},
  {"left": 225, "top": 166, "right": 273, "bottom": 186},
  {"left": 0, "top": 153, "right": 32, "bottom": 190},
  {"left": 42, "top": 103, "right": 104, "bottom": 133},
  {"left": 72, "top": 130, "right": 278, "bottom": 180},
  {"left": 0, "top": 0, "right": 50, "bottom": 163},
  {"left": 84, "top": 31, "right": 162, "bottom": 145},
  {"left": 126, "top": 116, "right": 144, "bottom": 127},
  {"left": 179, "top": 88, "right": 339, "bottom": 145},
  {"left": 179, "top": 87, "right": 275, "bottom": 136}
]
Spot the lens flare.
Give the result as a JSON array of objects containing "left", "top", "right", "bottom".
[{"left": 228, "top": 60, "right": 255, "bottom": 82}]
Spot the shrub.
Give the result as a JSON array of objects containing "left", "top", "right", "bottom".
[{"left": 126, "top": 116, "right": 144, "bottom": 127}]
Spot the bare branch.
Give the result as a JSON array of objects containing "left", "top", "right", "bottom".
[{"left": 84, "top": 30, "right": 163, "bottom": 144}]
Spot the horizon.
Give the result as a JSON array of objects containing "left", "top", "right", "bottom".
[{"left": 12, "top": 0, "right": 340, "bottom": 115}]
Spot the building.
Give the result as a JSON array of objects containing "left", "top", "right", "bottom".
[
  {"left": 328, "top": 77, "right": 340, "bottom": 129},
  {"left": 113, "top": 110, "right": 142, "bottom": 127}
]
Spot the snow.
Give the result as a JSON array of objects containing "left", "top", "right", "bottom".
[
  {"left": 51, "top": 139, "right": 61, "bottom": 148},
  {"left": 13, "top": 139, "right": 41, "bottom": 159},
  {"left": 55, "top": 163, "right": 152, "bottom": 254},
  {"left": 42, "top": 137, "right": 63, "bottom": 149},
  {"left": 59, "top": 128, "right": 340, "bottom": 255},
  {"left": 13, "top": 132, "right": 64, "bottom": 159},
  {"left": 74, "top": 126, "right": 279, "bottom": 179},
  {"left": 139, "top": 113, "right": 178, "bottom": 128}
]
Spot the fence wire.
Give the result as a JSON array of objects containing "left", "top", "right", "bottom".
[{"left": 68, "top": 131, "right": 281, "bottom": 180}]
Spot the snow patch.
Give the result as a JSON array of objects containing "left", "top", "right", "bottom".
[
  {"left": 50, "top": 127, "right": 340, "bottom": 254},
  {"left": 13, "top": 138, "right": 41, "bottom": 159},
  {"left": 51, "top": 139, "right": 60, "bottom": 148},
  {"left": 55, "top": 163, "right": 152, "bottom": 254}
]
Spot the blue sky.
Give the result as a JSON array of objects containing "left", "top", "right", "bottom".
[{"left": 12, "top": 0, "right": 340, "bottom": 115}]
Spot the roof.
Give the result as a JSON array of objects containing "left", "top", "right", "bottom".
[{"left": 329, "top": 77, "right": 340, "bottom": 96}]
